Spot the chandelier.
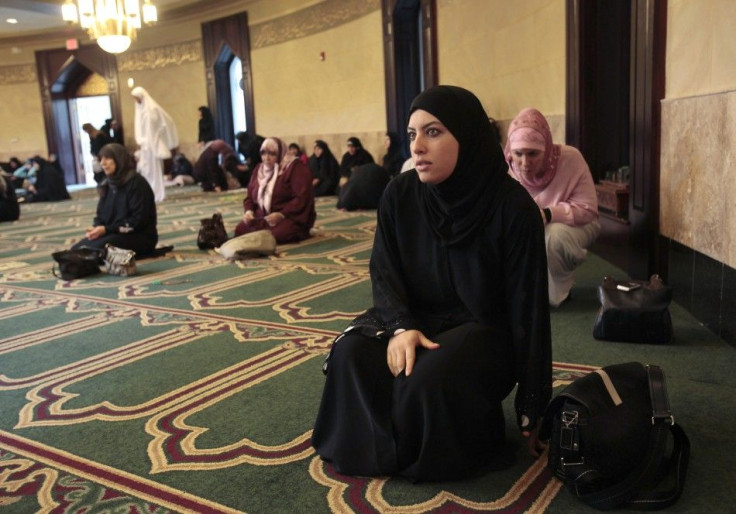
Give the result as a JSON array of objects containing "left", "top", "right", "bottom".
[{"left": 62, "top": 0, "right": 158, "bottom": 54}]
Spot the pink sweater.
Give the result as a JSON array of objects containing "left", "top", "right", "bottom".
[{"left": 510, "top": 145, "right": 598, "bottom": 227}]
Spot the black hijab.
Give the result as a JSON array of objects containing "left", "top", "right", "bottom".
[
  {"left": 98, "top": 143, "right": 136, "bottom": 188},
  {"left": 409, "top": 85, "right": 509, "bottom": 246},
  {"left": 382, "top": 131, "right": 405, "bottom": 176},
  {"left": 198, "top": 106, "right": 215, "bottom": 143}
]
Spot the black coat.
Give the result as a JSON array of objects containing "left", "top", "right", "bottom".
[
  {"left": 95, "top": 174, "right": 158, "bottom": 244},
  {"left": 0, "top": 175, "right": 20, "bottom": 222},
  {"left": 339, "top": 148, "right": 374, "bottom": 179},
  {"left": 308, "top": 152, "right": 340, "bottom": 196},
  {"left": 29, "top": 161, "right": 70, "bottom": 202},
  {"left": 370, "top": 170, "right": 552, "bottom": 425}
]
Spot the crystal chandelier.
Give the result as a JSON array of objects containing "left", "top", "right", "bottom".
[{"left": 62, "top": 0, "right": 158, "bottom": 54}]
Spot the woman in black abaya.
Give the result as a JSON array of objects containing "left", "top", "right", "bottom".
[
  {"left": 71, "top": 144, "right": 158, "bottom": 256},
  {"left": 312, "top": 85, "right": 552, "bottom": 482}
]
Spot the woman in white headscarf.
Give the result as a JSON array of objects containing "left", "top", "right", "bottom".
[
  {"left": 233, "top": 137, "right": 316, "bottom": 244},
  {"left": 131, "top": 86, "right": 179, "bottom": 202}
]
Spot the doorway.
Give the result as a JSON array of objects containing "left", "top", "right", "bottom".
[
  {"left": 567, "top": 0, "right": 667, "bottom": 279},
  {"left": 230, "top": 57, "right": 247, "bottom": 136},
  {"left": 35, "top": 45, "right": 123, "bottom": 187},
  {"left": 71, "top": 95, "right": 112, "bottom": 185},
  {"left": 201, "top": 12, "right": 255, "bottom": 148},
  {"left": 382, "top": 0, "right": 437, "bottom": 143}
]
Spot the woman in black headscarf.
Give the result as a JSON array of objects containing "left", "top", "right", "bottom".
[
  {"left": 71, "top": 143, "right": 158, "bottom": 256},
  {"left": 307, "top": 140, "right": 340, "bottom": 196},
  {"left": 337, "top": 136, "right": 374, "bottom": 187},
  {"left": 25, "top": 156, "right": 70, "bottom": 203},
  {"left": 382, "top": 131, "right": 406, "bottom": 177},
  {"left": 198, "top": 106, "right": 216, "bottom": 147},
  {"left": 312, "top": 86, "right": 551, "bottom": 482}
]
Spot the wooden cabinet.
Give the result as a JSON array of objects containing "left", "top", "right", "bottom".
[{"left": 595, "top": 180, "right": 629, "bottom": 221}]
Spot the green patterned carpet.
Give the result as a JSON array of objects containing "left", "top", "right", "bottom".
[{"left": 1, "top": 186, "right": 734, "bottom": 513}]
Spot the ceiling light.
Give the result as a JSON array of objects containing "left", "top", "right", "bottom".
[{"left": 61, "top": 0, "right": 158, "bottom": 54}]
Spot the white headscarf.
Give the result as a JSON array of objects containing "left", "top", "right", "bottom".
[
  {"left": 131, "top": 86, "right": 179, "bottom": 158},
  {"left": 256, "top": 137, "right": 285, "bottom": 214}
]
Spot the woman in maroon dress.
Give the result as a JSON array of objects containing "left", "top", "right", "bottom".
[{"left": 233, "top": 137, "right": 316, "bottom": 244}]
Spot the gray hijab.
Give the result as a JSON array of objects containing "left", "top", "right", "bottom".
[{"left": 98, "top": 143, "right": 136, "bottom": 188}]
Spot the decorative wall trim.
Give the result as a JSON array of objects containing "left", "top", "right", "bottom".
[
  {"left": 111, "top": 1, "right": 380, "bottom": 72},
  {"left": 0, "top": 64, "right": 36, "bottom": 85},
  {"left": 251, "top": 0, "right": 380, "bottom": 49},
  {"left": 117, "top": 40, "right": 203, "bottom": 72},
  {"left": 77, "top": 73, "right": 109, "bottom": 96}
]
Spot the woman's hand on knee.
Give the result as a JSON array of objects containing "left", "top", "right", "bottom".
[{"left": 386, "top": 329, "right": 439, "bottom": 377}]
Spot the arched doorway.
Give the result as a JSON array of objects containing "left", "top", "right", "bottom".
[
  {"left": 35, "top": 46, "right": 123, "bottom": 186},
  {"left": 382, "top": 0, "right": 438, "bottom": 152},
  {"left": 201, "top": 12, "right": 255, "bottom": 149}
]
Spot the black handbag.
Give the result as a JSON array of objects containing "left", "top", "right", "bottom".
[
  {"left": 197, "top": 213, "right": 229, "bottom": 249},
  {"left": 541, "top": 362, "right": 690, "bottom": 510},
  {"left": 51, "top": 248, "right": 103, "bottom": 280},
  {"left": 593, "top": 275, "right": 673, "bottom": 343}
]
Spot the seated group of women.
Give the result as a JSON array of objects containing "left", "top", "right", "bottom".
[
  {"left": 308, "top": 133, "right": 406, "bottom": 211},
  {"left": 1, "top": 155, "right": 71, "bottom": 206},
  {"left": 70, "top": 136, "right": 317, "bottom": 256}
]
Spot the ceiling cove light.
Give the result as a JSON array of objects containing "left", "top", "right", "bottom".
[{"left": 61, "top": 0, "right": 158, "bottom": 54}]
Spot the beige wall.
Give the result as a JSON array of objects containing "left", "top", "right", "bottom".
[
  {"left": 0, "top": 77, "right": 47, "bottom": 160},
  {"left": 661, "top": 0, "right": 736, "bottom": 267},
  {"left": 252, "top": 9, "right": 386, "bottom": 162},
  {"left": 666, "top": 0, "right": 736, "bottom": 99},
  {"left": 437, "top": 0, "right": 566, "bottom": 142}
]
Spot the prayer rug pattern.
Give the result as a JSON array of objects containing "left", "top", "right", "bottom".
[{"left": 1, "top": 188, "right": 589, "bottom": 513}]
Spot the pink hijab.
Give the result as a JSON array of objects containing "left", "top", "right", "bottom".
[
  {"left": 505, "top": 108, "right": 561, "bottom": 189},
  {"left": 256, "top": 137, "right": 285, "bottom": 213}
]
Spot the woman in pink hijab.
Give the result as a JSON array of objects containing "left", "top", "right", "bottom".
[
  {"left": 506, "top": 108, "right": 600, "bottom": 306},
  {"left": 234, "top": 137, "right": 316, "bottom": 244}
]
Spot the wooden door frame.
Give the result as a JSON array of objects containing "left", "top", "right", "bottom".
[
  {"left": 35, "top": 45, "right": 122, "bottom": 185},
  {"left": 201, "top": 12, "right": 255, "bottom": 146},
  {"left": 566, "top": 0, "right": 667, "bottom": 278},
  {"left": 381, "top": 0, "right": 438, "bottom": 136}
]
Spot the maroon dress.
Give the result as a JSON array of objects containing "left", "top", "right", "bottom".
[{"left": 234, "top": 159, "right": 316, "bottom": 244}]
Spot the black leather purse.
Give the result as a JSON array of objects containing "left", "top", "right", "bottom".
[
  {"left": 52, "top": 248, "right": 102, "bottom": 280},
  {"left": 197, "top": 213, "right": 229, "bottom": 250},
  {"left": 541, "top": 362, "right": 690, "bottom": 510},
  {"left": 593, "top": 275, "right": 673, "bottom": 344}
]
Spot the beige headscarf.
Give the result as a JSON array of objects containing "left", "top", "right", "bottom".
[{"left": 256, "top": 137, "right": 285, "bottom": 213}]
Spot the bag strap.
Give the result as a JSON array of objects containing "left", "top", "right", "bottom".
[{"left": 578, "top": 364, "right": 690, "bottom": 510}]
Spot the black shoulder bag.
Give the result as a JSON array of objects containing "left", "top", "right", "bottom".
[
  {"left": 51, "top": 248, "right": 103, "bottom": 280},
  {"left": 541, "top": 362, "right": 690, "bottom": 510},
  {"left": 593, "top": 275, "right": 673, "bottom": 344}
]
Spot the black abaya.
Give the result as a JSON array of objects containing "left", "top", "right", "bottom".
[
  {"left": 313, "top": 171, "right": 551, "bottom": 481},
  {"left": 313, "top": 85, "right": 551, "bottom": 482}
]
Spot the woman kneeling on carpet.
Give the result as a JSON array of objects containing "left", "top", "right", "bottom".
[
  {"left": 506, "top": 108, "right": 600, "bottom": 307},
  {"left": 233, "top": 137, "right": 316, "bottom": 244},
  {"left": 312, "top": 85, "right": 552, "bottom": 482},
  {"left": 72, "top": 143, "right": 158, "bottom": 256}
]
